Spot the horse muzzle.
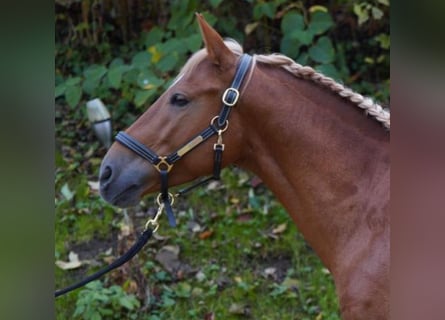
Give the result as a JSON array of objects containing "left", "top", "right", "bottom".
[{"left": 99, "top": 149, "right": 154, "bottom": 207}]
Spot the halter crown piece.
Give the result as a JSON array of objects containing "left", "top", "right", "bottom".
[{"left": 115, "top": 54, "right": 253, "bottom": 227}]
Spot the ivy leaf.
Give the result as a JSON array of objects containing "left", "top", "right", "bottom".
[
  {"left": 308, "top": 36, "right": 335, "bottom": 64},
  {"left": 308, "top": 11, "right": 334, "bottom": 35},
  {"left": 55, "top": 83, "right": 66, "bottom": 98},
  {"left": 184, "top": 34, "right": 202, "bottom": 52},
  {"left": 136, "top": 70, "right": 163, "bottom": 89},
  {"left": 132, "top": 51, "right": 152, "bottom": 69},
  {"left": 143, "top": 26, "right": 164, "bottom": 47},
  {"left": 372, "top": 7, "right": 384, "bottom": 20},
  {"left": 281, "top": 11, "right": 304, "bottom": 35},
  {"left": 134, "top": 89, "right": 156, "bottom": 107},
  {"left": 253, "top": 2, "right": 276, "bottom": 19},
  {"left": 65, "top": 84, "right": 82, "bottom": 108},
  {"left": 280, "top": 35, "right": 301, "bottom": 60},
  {"left": 108, "top": 64, "right": 132, "bottom": 89},
  {"left": 82, "top": 65, "right": 107, "bottom": 95},
  {"left": 156, "top": 53, "right": 179, "bottom": 73},
  {"left": 315, "top": 64, "right": 342, "bottom": 81},
  {"left": 290, "top": 29, "right": 314, "bottom": 46},
  {"left": 119, "top": 296, "right": 137, "bottom": 310},
  {"left": 64, "top": 77, "right": 82, "bottom": 86}
]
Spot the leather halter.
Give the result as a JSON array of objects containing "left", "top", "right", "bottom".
[{"left": 115, "top": 54, "right": 253, "bottom": 227}]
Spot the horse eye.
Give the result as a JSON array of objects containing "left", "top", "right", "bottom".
[{"left": 170, "top": 93, "right": 189, "bottom": 107}]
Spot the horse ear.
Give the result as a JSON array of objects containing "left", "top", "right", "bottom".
[{"left": 196, "top": 13, "right": 235, "bottom": 68}]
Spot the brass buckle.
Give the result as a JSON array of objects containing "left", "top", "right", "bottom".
[
  {"left": 222, "top": 88, "right": 240, "bottom": 106},
  {"left": 154, "top": 156, "right": 173, "bottom": 173}
]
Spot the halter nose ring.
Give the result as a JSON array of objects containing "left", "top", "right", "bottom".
[{"left": 154, "top": 156, "right": 173, "bottom": 173}]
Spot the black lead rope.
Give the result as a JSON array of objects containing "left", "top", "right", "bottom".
[
  {"left": 55, "top": 227, "right": 153, "bottom": 297},
  {"left": 55, "top": 54, "right": 253, "bottom": 298}
]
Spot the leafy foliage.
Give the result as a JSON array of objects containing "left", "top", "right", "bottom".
[{"left": 73, "top": 281, "right": 140, "bottom": 319}]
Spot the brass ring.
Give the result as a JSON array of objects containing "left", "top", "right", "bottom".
[
  {"left": 210, "top": 116, "right": 229, "bottom": 132},
  {"left": 156, "top": 192, "right": 175, "bottom": 206}
]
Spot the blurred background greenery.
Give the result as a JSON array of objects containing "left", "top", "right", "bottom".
[{"left": 55, "top": 1, "right": 389, "bottom": 319}]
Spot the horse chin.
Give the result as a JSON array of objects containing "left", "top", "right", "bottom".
[{"left": 105, "top": 184, "right": 143, "bottom": 208}]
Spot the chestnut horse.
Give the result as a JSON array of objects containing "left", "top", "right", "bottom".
[{"left": 99, "top": 14, "right": 390, "bottom": 319}]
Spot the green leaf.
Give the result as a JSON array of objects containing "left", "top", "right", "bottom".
[
  {"left": 280, "top": 35, "right": 301, "bottom": 60},
  {"left": 132, "top": 51, "right": 152, "bottom": 69},
  {"left": 375, "top": 33, "right": 390, "bottom": 49},
  {"left": 65, "top": 84, "right": 82, "bottom": 108},
  {"left": 55, "top": 83, "right": 66, "bottom": 98},
  {"left": 109, "top": 58, "right": 124, "bottom": 68},
  {"left": 253, "top": 2, "right": 276, "bottom": 19},
  {"left": 143, "top": 26, "right": 164, "bottom": 47},
  {"left": 308, "top": 36, "right": 335, "bottom": 64},
  {"left": 372, "top": 7, "right": 384, "bottom": 20},
  {"left": 209, "top": 0, "right": 223, "bottom": 8},
  {"left": 65, "top": 77, "right": 82, "bottom": 86},
  {"left": 184, "top": 33, "right": 202, "bottom": 52},
  {"left": 119, "top": 296, "right": 138, "bottom": 310},
  {"left": 353, "top": 3, "right": 369, "bottom": 25},
  {"left": 290, "top": 29, "right": 314, "bottom": 46},
  {"left": 108, "top": 65, "right": 132, "bottom": 89},
  {"left": 308, "top": 11, "right": 334, "bottom": 35},
  {"left": 134, "top": 89, "right": 156, "bottom": 107},
  {"left": 83, "top": 65, "right": 107, "bottom": 81},
  {"left": 137, "top": 70, "right": 163, "bottom": 89},
  {"left": 61, "top": 183, "right": 74, "bottom": 201},
  {"left": 82, "top": 65, "right": 107, "bottom": 95},
  {"left": 281, "top": 11, "right": 304, "bottom": 35},
  {"left": 90, "top": 311, "right": 102, "bottom": 320},
  {"left": 156, "top": 53, "right": 179, "bottom": 73},
  {"left": 315, "top": 64, "right": 342, "bottom": 81}
]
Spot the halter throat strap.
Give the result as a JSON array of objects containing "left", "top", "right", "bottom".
[{"left": 115, "top": 54, "right": 253, "bottom": 226}]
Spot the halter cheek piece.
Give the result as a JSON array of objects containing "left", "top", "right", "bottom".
[{"left": 115, "top": 54, "right": 253, "bottom": 227}]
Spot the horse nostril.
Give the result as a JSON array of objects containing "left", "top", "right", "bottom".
[{"left": 100, "top": 165, "right": 113, "bottom": 184}]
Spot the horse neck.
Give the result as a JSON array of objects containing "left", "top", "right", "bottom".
[{"left": 236, "top": 63, "right": 390, "bottom": 271}]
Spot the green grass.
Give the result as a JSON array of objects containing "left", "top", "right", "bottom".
[{"left": 55, "top": 166, "right": 340, "bottom": 319}]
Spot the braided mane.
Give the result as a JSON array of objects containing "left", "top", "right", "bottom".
[
  {"left": 179, "top": 40, "right": 390, "bottom": 129},
  {"left": 253, "top": 53, "right": 390, "bottom": 129}
]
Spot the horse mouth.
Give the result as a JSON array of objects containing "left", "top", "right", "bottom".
[{"left": 106, "top": 184, "right": 142, "bottom": 207}]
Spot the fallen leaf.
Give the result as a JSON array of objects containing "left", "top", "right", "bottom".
[
  {"left": 195, "top": 270, "right": 206, "bottom": 282},
  {"left": 264, "top": 267, "right": 277, "bottom": 278},
  {"left": 198, "top": 230, "right": 213, "bottom": 240},
  {"left": 187, "top": 221, "right": 201, "bottom": 233},
  {"left": 272, "top": 223, "right": 287, "bottom": 234},
  {"left": 236, "top": 213, "right": 253, "bottom": 222},
  {"left": 155, "top": 245, "right": 181, "bottom": 274},
  {"left": 55, "top": 251, "right": 82, "bottom": 270},
  {"left": 60, "top": 183, "right": 74, "bottom": 201},
  {"left": 87, "top": 180, "right": 99, "bottom": 192},
  {"left": 245, "top": 22, "right": 259, "bottom": 35}
]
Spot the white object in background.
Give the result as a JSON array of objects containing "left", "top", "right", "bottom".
[{"left": 86, "top": 98, "right": 112, "bottom": 148}]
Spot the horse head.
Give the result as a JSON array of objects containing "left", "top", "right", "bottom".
[{"left": 99, "top": 14, "right": 249, "bottom": 207}]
